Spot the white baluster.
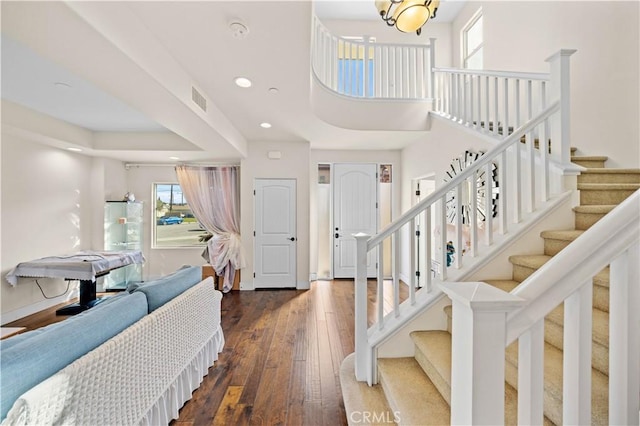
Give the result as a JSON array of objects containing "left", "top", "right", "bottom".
[
  {"left": 514, "top": 79, "right": 521, "bottom": 131},
  {"left": 485, "top": 76, "right": 490, "bottom": 132},
  {"left": 485, "top": 162, "right": 494, "bottom": 245},
  {"left": 425, "top": 206, "right": 433, "bottom": 292},
  {"left": 429, "top": 38, "right": 436, "bottom": 101},
  {"left": 409, "top": 218, "right": 416, "bottom": 304},
  {"left": 392, "top": 231, "right": 400, "bottom": 317},
  {"left": 500, "top": 150, "right": 508, "bottom": 234},
  {"left": 563, "top": 280, "right": 593, "bottom": 425},
  {"left": 609, "top": 243, "right": 640, "bottom": 425},
  {"left": 469, "top": 75, "right": 475, "bottom": 127},
  {"left": 493, "top": 77, "right": 499, "bottom": 135},
  {"left": 540, "top": 81, "right": 550, "bottom": 201},
  {"left": 377, "top": 243, "right": 384, "bottom": 329},
  {"left": 476, "top": 75, "right": 482, "bottom": 130},
  {"left": 515, "top": 139, "right": 522, "bottom": 224},
  {"left": 470, "top": 169, "right": 478, "bottom": 256},
  {"left": 518, "top": 320, "right": 545, "bottom": 425},
  {"left": 527, "top": 80, "right": 535, "bottom": 212},
  {"left": 353, "top": 233, "right": 370, "bottom": 382},
  {"left": 363, "top": 36, "right": 370, "bottom": 98},
  {"left": 503, "top": 78, "right": 509, "bottom": 137},
  {"left": 440, "top": 195, "right": 448, "bottom": 280},
  {"left": 455, "top": 184, "right": 463, "bottom": 268}
]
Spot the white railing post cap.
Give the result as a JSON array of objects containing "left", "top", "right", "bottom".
[
  {"left": 545, "top": 49, "right": 577, "bottom": 63},
  {"left": 440, "top": 281, "right": 525, "bottom": 311},
  {"left": 353, "top": 232, "right": 371, "bottom": 239}
]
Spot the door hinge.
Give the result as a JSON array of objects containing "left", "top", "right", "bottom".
[
  {"left": 253, "top": 231, "right": 255, "bottom": 236},
  {"left": 415, "top": 270, "right": 421, "bottom": 277},
  {"left": 376, "top": 202, "right": 378, "bottom": 208},
  {"left": 253, "top": 190, "right": 256, "bottom": 195},
  {"left": 253, "top": 272, "right": 256, "bottom": 278},
  {"left": 416, "top": 190, "right": 421, "bottom": 196},
  {"left": 415, "top": 230, "right": 421, "bottom": 237}
]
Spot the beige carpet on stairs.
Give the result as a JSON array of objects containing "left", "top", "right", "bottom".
[{"left": 340, "top": 149, "right": 639, "bottom": 425}]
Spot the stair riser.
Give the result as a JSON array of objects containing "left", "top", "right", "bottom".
[
  {"left": 414, "top": 347, "right": 451, "bottom": 406},
  {"left": 544, "top": 320, "right": 609, "bottom": 376},
  {"left": 574, "top": 212, "right": 606, "bottom": 230},
  {"left": 512, "top": 264, "right": 536, "bottom": 282},
  {"left": 578, "top": 174, "right": 640, "bottom": 184},
  {"left": 543, "top": 238, "right": 571, "bottom": 256},
  {"left": 580, "top": 189, "right": 636, "bottom": 205},
  {"left": 594, "top": 285, "right": 609, "bottom": 313},
  {"left": 573, "top": 159, "right": 606, "bottom": 168}
]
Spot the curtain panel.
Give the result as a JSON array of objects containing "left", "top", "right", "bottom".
[{"left": 175, "top": 165, "right": 245, "bottom": 292}]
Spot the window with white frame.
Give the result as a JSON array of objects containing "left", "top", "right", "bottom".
[
  {"left": 153, "top": 183, "right": 207, "bottom": 248},
  {"left": 462, "top": 10, "right": 483, "bottom": 70}
]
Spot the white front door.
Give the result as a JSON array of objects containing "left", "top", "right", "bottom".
[
  {"left": 254, "top": 179, "right": 297, "bottom": 288},
  {"left": 333, "top": 163, "right": 378, "bottom": 278}
]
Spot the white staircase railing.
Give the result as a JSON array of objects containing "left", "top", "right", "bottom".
[
  {"left": 353, "top": 51, "right": 577, "bottom": 385},
  {"left": 442, "top": 190, "right": 640, "bottom": 425},
  {"left": 311, "top": 15, "right": 436, "bottom": 100}
]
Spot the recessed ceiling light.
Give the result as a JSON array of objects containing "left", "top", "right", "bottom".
[
  {"left": 268, "top": 87, "right": 279, "bottom": 94},
  {"left": 234, "top": 77, "right": 252, "bottom": 88},
  {"left": 169, "top": 156, "right": 180, "bottom": 160},
  {"left": 67, "top": 147, "right": 82, "bottom": 152},
  {"left": 260, "top": 122, "right": 272, "bottom": 129}
]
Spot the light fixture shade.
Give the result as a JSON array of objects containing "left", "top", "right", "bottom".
[
  {"left": 392, "top": 0, "right": 430, "bottom": 33},
  {"left": 375, "top": 0, "right": 392, "bottom": 15}
]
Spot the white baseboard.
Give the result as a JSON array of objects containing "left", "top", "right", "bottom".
[
  {"left": 1, "top": 294, "right": 69, "bottom": 325},
  {"left": 309, "top": 273, "right": 318, "bottom": 282},
  {"left": 398, "top": 273, "right": 410, "bottom": 285},
  {"left": 239, "top": 280, "right": 254, "bottom": 291},
  {"left": 297, "top": 280, "right": 310, "bottom": 290}
]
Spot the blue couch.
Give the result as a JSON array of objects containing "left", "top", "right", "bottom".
[{"left": 0, "top": 265, "right": 208, "bottom": 422}]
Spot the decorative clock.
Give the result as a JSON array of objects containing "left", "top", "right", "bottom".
[{"left": 443, "top": 149, "right": 499, "bottom": 224}]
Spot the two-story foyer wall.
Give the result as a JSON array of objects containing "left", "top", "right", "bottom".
[{"left": 453, "top": 1, "right": 639, "bottom": 169}]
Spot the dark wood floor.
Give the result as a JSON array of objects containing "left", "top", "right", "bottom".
[{"left": 5, "top": 280, "right": 408, "bottom": 426}]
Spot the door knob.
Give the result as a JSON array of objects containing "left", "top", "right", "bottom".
[{"left": 289, "top": 237, "right": 296, "bottom": 241}]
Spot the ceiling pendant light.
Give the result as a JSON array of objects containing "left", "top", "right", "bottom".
[{"left": 375, "top": 0, "right": 439, "bottom": 35}]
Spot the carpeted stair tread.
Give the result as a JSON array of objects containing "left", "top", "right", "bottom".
[
  {"left": 573, "top": 204, "right": 617, "bottom": 214},
  {"left": 340, "top": 353, "right": 394, "bottom": 426},
  {"left": 483, "top": 279, "right": 520, "bottom": 293},
  {"left": 377, "top": 357, "right": 450, "bottom": 425},
  {"left": 578, "top": 183, "right": 640, "bottom": 190},
  {"left": 579, "top": 168, "right": 640, "bottom": 185},
  {"left": 540, "top": 229, "right": 585, "bottom": 241},
  {"left": 505, "top": 342, "right": 609, "bottom": 425},
  {"left": 571, "top": 155, "right": 608, "bottom": 162},
  {"left": 509, "top": 254, "right": 552, "bottom": 270},
  {"left": 411, "top": 331, "right": 520, "bottom": 425}
]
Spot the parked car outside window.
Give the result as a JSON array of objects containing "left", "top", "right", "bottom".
[{"left": 157, "top": 216, "right": 183, "bottom": 225}]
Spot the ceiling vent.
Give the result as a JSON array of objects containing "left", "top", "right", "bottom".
[{"left": 191, "top": 86, "right": 207, "bottom": 112}]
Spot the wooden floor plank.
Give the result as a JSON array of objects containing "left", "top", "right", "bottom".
[{"left": 6, "top": 280, "right": 410, "bottom": 425}]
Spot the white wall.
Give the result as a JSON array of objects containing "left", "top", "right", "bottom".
[
  {"left": 309, "top": 149, "right": 402, "bottom": 279},
  {"left": 1, "top": 133, "right": 95, "bottom": 321},
  {"left": 241, "top": 141, "right": 311, "bottom": 289},
  {"left": 453, "top": 1, "right": 640, "bottom": 168}
]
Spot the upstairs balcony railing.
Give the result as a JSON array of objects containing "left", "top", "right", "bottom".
[{"left": 311, "top": 15, "right": 436, "bottom": 100}]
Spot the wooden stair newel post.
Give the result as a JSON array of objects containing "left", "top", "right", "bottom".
[
  {"left": 354, "top": 233, "right": 372, "bottom": 384},
  {"left": 440, "top": 282, "right": 525, "bottom": 425}
]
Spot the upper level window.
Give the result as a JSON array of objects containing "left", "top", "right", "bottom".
[
  {"left": 462, "top": 10, "right": 483, "bottom": 70},
  {"left": 153, "top": 183, "right": 207, "bottom": 248},
  {"left": 337, "top": 36, "right": 375, "bottom": 97}
]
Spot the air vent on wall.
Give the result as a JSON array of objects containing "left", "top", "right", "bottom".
[{"left": 191, "top": 86, "right": 207, "bottom": 112}]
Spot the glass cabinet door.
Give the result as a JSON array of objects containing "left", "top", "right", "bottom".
[{"left": 103, "top": 201, "right": 143, "bottom": 290}]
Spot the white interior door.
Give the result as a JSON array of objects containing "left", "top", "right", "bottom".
[
  {"left": 333, "top": 163, "right": 377, "bottom": 278},
  {"left": 254, "top": 179, "right": 296, "bottom": 288}
]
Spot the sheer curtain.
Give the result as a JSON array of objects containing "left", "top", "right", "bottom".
[{"left": 175, "top": 165, "right": 245, "bottom": 292}]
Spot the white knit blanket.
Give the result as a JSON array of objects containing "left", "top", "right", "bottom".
[{"left": 2, "top": 278, "right": 224, "bottom": 425}]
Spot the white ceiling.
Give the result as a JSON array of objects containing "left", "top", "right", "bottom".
[{"left": 1, "top": 1, "right": 465, "bottom": 163}]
